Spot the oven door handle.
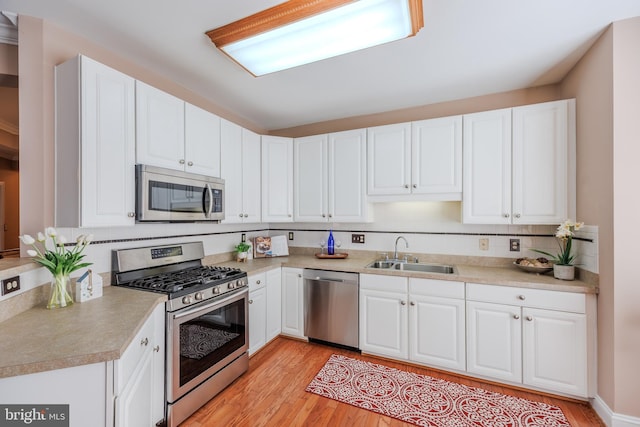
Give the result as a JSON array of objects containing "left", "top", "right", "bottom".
[
  {"left": 203, "top": 183, "right": 213, "bottom": 219},
  {"left": 172, "top": 289, "right": 247, "bottom": 320}
]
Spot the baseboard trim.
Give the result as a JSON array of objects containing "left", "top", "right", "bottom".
[{"left": 593, "top": 395, "right": 640, "bottom": 427}]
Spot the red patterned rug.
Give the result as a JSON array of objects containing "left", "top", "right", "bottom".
[{"left": 306, "top": 354, "right": 571, "bottom": 427}]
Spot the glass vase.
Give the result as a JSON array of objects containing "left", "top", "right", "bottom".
[{"left": 48, "top": 273, "right": 74, "bottom": 309}]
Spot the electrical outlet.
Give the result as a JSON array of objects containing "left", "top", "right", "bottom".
[
  {"left": 479, "top": 238, "right": 489, "bottom": 251},
  {"left": 241, "top": 233, "right": 246, "bottom": 242},
  {"left": 351, "top": 234, "right": 365, "bottom": 244},
  {"left": 288, "top": 232, "right": 294, "bottom": 241},
  {"left": 1, "top": 276, "right": 20, "bottom": 295},
  {"left": 510, "top": 239, "right": 521, "bottom": 252}
]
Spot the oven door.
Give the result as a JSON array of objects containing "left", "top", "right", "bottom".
[
  {"left": 136, "top": 164, "right": 224, "bottom": 222},
  {"left": 166, "top": 288, "right": 248, "bottom": 403}
]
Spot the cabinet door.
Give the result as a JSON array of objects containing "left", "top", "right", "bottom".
[
  {"left": 266, "top": 268, "right": 282, "bottom": 341},
  {"left": 294, "top": 135, "right": 328, "bottom": 222},
  {"left": 248, "top": 287, "right": 267, "bottom": 355},
  {"left": 359, "top": 289, "right": 408, "bottom": 359},
  {"left": 523, "top": 307, "right": 587, "bottom": 397},
  {"left": 462, "top": 108, "right": 512, "bottom": 224},
  {"left": 79, "top": 56, "right": 136, "bottom": 227},
  {"left": 150, "top": 304, "right": 165, "bottom": 426},
  {"left": 367, "top": 123, "right": 411, "bottom": 195},
  {"left": 512, "top": 100, "right": 572, "bottom": 224},
  {"left": 262, "top": 136, "right": 293, "bottom": 222},
  {"left": 466, "top": 301, "right": 521, "bottom": 383},
  {"left": 329, "top": 129, "right": 368, "bottom": 222},
  {"left": 184, "top": 103, "right": 221, "bottom": 177},
  {"left": 241, "top": 128, "right": 262, "bottom": 222},
  {"left": 135, "top": 80, "right": 185, "bottom": 171},
  {"left": 409, "top": 294, "right": 465, "bottom": 371},
  {"left": 115, "top": 349, "right": 154, "bottom": 427},
  {"left": 411, "top": 116, "right": 462, "bottom": 196},
  {"left": 281, "top": 268, "right": 305, "bottom": 338},
  {"left": 220, "top": 119, "right": 243, "bottom": 223}
]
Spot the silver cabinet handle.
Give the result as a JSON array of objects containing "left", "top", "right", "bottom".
[
  {"left": 328, "top": 214, "right": 332, "bottom": 218},
  {"left": 412, "top": 184, "right": 417, "bottom": 188},
  {"left": 288, "top": 214, "right": 292, "bottom": 217},
  {"left": 179, "top": 159, "right": 185, "bottom": 165},
  {"left": 141, "top": 337, "right": 149, "bottom": 346},
  {"left": 404, "top": 184, "right": 409, "bottom": 188},
  {"left": 153, "top": 345, "right": 160, "bottom": 352},
  {"left": 128, "top": 212, "right": 135, "bottom": 218},
  {"left": 239, "top": 213, "right": 243, "bottom": 218},
  {"left": 513, "top": 314, "right": 520, "bottom": 320},
  {"left": 249, "top": 299, "right": 253, "bottom": 304},
  {"left": 187, "top": 161, "right": 193, "bottom": 166},
  {"left": 410, "top": 301, "right": 415, "bottom": 306},
  {"left": 243, "top": 213, "right": 248, "bottom": 218},
  {"left": 322, "top": 214, "right": 326, "bottom": 218},
  {"left": 256, "top": 280, "right": 261, "bottom": 284},
  {"left": 526, "top": 316, "right": 533, "bottom": 321},
  {"left": 400, "top": 301, "right": 406, "bottom": 305},
  {"left": 298, "top": 274, "right": 302, "bottom": 278},
  {"left": 503, "top": 213, "right": 510, "bottom": 218},
  {"left": 518, "top": 295, "right": 526, "bottom": 300},
  {"left": 514, "top": 213, "right": 521, "bottom": 218}
]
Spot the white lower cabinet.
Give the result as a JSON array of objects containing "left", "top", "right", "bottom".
[
  {"left": 114, "top": 303, "right": 165, "bottom": 427},
  {"left": 248, "top": 268, "right": 283, "bottom": 355},
  {"left": 466, "top": 283, "right": 594, "bottom": 398},
  {"left": 281, "top": 267, "right": 305, "bottom": 338},
  {"left": 360, "top": 274, "right": 465, "bottom": 371}
]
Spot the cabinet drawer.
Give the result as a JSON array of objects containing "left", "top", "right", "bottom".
[
  {"left": 409, "top": 278, "right": 464, "bottom": 299},
  {"left": 360, "top": 274, "right": 408, "bottom": 293},
  {"left": 466, "top": 283, "right": 585, "bottom": 313},
  {"left": 114, "top": 312, "right": 156, "bottom": 394},
  {"left": 248, "top": 272, "right": 267, "bottom": 291}
]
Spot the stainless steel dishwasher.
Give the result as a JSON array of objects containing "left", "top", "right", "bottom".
[{"left": 303, "top": 269, "right": 359, "bottom": 350}]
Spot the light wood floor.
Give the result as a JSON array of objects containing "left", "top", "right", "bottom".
[{"left": 182, "top": 337, "right": 604, "bottom": 427}]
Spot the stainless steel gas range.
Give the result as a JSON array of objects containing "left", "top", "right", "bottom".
[{"left": 112, "top": 242, "right": 249, "bottom": 427}]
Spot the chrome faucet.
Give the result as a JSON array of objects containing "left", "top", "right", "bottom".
[{"left": 394, "top": 236, "right": 408, "bottom": 261}]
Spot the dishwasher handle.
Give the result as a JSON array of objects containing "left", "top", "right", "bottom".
[{"left": 303, "top": 269, "right": 359, "bottom": 285}]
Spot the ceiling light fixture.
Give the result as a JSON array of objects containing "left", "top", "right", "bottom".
[{"left": 205, "top": 0, "right": 424, "bottom": 77}]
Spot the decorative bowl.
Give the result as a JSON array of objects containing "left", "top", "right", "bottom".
[{"left": 513, "top": 261, "right": 553, "bottom": 274}]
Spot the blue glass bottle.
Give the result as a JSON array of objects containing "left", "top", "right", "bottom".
[{"left": 327, "top": 230, "right": 335, "bottom": 255}]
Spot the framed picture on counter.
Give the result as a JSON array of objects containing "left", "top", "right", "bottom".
[{"left": 253, "top": 235, "right": 289, "bottom": 258}]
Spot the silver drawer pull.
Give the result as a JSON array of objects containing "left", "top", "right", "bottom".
[
  {"left": 400, "top": 300, "right": 406, "bottom": 305},
  {"left": 153, "top": 345, "right": 160, "bottom": 352},
  {"left": 256, "top": 280, "right": 261, "bottom": 284},
  {"left": 513, "top": 314, "right": 520, "bottom": 320},
  {"left": 141, "top": 337, "right": 149, "bottom": 346},
  {"left": 410, "top": 301, "right": 415, "bottom": 306},
  {"left": 249, "top": 299, "right": 253, "bottom": 304},
  {"left": 518, "top": 295, "right": 526, "bottom": 300},
  {"left": 526, "top": 316, "right": 533, "bottom": 321}
]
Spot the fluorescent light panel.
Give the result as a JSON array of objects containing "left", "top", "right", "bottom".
[{"left": 206, "top": 0, "right": 424, "bottom": 76}]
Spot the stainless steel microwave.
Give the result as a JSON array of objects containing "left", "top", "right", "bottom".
[{"left": 135, "top": 164, "right": 224, "bottom": 222}]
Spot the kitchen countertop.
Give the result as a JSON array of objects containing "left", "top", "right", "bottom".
[
  {"left": 214, "top": 254, "right": 598, "bottom": 294},
  {"left": 0, "top": 286, "right": 166, "bottom": 379},
  {"left": 0, "top": 252, "right": 595, "bottom": 380}
]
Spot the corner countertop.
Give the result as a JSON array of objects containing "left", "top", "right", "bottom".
[
  {"left": 213, "top": 254, "right": 597, "bottom": 294},
  {"left": 0, "top": 286, "right": 166, "bottom": 379}
]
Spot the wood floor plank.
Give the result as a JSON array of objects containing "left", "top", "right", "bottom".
[{"left": 182, "top": 337, "right": 604, "bottom": 426}]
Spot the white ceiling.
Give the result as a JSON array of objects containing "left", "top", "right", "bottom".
[{"left": 3, "top": 0, "right": 640, "bottom": 131}]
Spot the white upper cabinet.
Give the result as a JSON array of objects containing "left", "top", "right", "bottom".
[
  {"left": 367, "top": 123, "right": 411, "bottom": 195},
  {"left": 262, "top": 136, "right": 293, "bottom": 222},
  {"left": 463, "top": 99, "right": 575, "bottom": 224},
  {"left": 136, "top": 82, "right": 221, "bottom": 177},
  {"left": 221, "top": 120, "right": 261, "bottom": 223},
  {"left": 135, "top": 81, "right": 185, "bottom": 170},
  {"left": 411, "top": 116, "right": 462, "bottom": 196},
  {"left": 367, "top": 118, "right": 462, "bottom": 200},
  {"left": 184, "top": 103, "right": 221, "bottom": 177},
  {"left": 55, "top": 55, "right": 136, "bottom": 227},
  {"left": 294, "top": 129, "right": 368, "bottom": 222}
]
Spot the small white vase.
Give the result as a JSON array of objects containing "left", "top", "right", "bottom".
[
  {"left": 236, "top": 251, "right": 248, "bottom": 262},
  {"left": 553, "top": 264, "right": 575, "bottom": 281}
]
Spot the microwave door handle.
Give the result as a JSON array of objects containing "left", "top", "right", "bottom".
[{"left": 204, "top": 183, "right": 213, "bottom": 218}]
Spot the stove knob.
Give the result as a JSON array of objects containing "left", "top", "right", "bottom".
[
  {"left": 212, "top": 287, "right": 220, "bottom": 294},
  {"left": 228, "top": 282, "right": 235, "bottom": 289},
  {"left": 194, "top": 292, "right": 204, "bottom": 301},
  {"left": 182, "top": 295, "right": 193, "bottom": 304},
  {"left": 236, "top": 279, "right": 244, "bottom": 288}
]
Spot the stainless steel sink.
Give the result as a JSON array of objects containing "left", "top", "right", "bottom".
[
  {"left": 365, "top": 260, "right": 397, "bottom": 269},
  {"left": 365, "top": 260, "right": 454, "bottom": 274},
  {"left": 393, "top": 263, "right": 454, "bottom": 274}
]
